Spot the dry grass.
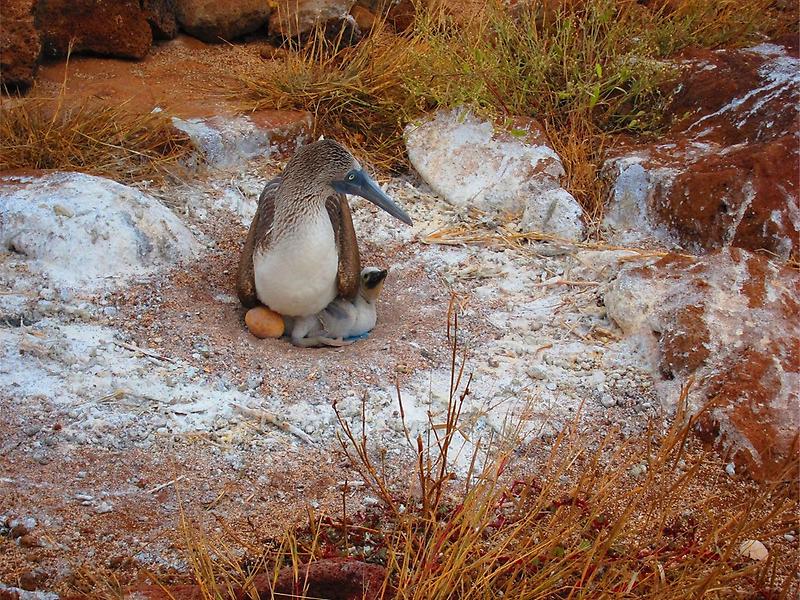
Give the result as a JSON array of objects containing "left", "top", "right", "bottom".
[
  {"left": 0, "top": 94, "right": 195, "bottom": 183},
  {"left": 231, "top": 0, "right": 794, "bottom": 226},
  {"left": 161, "top": 309, "right": 798, "bottom": 599}
]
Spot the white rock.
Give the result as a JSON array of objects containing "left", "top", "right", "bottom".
[
  {"left": 520, "top": 188, "right": 584, "bottom": 240},
  {"left": 172, "top": 115, "right": 270, "bottom": 168},
  {"left": 404, "top": 109, "right": 584, "bottom": 239},
  {"left": 600, "top": 393, "right": 616, "bottom": 408},
  {"left": 739, "top": 539, "right": 769, "bottom": 561},
  {"left": 269, "top": 0, "right": 355, "bottom": 37},
  {"left": 0, "top": 172, "right": 200, "bottom": 290}
]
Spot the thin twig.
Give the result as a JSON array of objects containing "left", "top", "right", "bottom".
[
  {"left": 233, "top": 403, "right": 315, "bottom": 445},
  {"left": 147, "top": 475, "right": 186, "bottom": 494},
  {"left": 114, "top": 341, "right": 175, "bottom": 363}
]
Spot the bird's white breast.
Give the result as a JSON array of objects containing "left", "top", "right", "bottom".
[{"left": 253, "top": 212, "right": 338, "bottom": 317}]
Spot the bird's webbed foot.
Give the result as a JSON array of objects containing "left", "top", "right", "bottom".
[{"left": 292, "top": 335, "right": 353, "bottom": 348}]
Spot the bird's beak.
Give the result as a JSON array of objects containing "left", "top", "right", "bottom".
[{"left": 332, "top": 171, "right": 413, "bottom": 226}]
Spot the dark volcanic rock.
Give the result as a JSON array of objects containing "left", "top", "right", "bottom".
[
  {"left": 175, "top": 0, "right": 271, "bottom": 43},
  {"left": 141, "top": 0, "right": 178, "bottom": 40},
  {"left": 35, "top": 0, "right": 153, "bottom": 59},
  {"left": 0, "top": 0, "right": 41, "bottom": 91}
]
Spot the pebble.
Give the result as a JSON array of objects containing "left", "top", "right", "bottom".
[
  {"left": 739, "top": 539, "right": 768, "bottom": 561},
  {"left": 96, "top": 501, "right": 113, "bottom": 514},
  {"left": 545, "top": 382, "right": 557, "bottom": 391},
  {"left": 628, "top": 464, "right": 647, "bottom": 478},
  {"left": 527, "top": 365, "right": 547, "bottom": 380},
  {"left": 725, "top": 463, "right": 736, "bottom": 477},
  {"left": 19, "top": 534, "right": 41, "bottom": 548},
  {"left": 600, "top": 393, "right": 616, "bottom": 408},
  {"left": 783, "top": 533, "right": 795, "bottom": 542},
  {"left": 23, "top": 424, "right": 41, "bottom": 437}
]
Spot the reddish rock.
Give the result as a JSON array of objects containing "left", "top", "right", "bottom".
[
  {"left": 650, "top": 135, "right": 799, "bottom": 256},
  {"left": 254, "top": 558, "right": 388, "bottom": 599},
  {"left": 121, "top": 558, "right": 388, "bottom": 600},
  {"left": 604, "top": 248, "right": 800, "bottom": 480},
  {"left": 355, "top": 0, "right": 415, "bottom": 31},
  {"left": 35, "top": 0, "right": 153, "bottom": 60},
  {"left": 142, "top": 0, "right": 178, "bottom": 40},
  {"left": 174, "top": 0, "right": 271, "bottom": 43},
  {"left": 0, "top": 0, "right": 41, "bottom": 91},
  {"left": 604, "top": 42, "right": 800, "bottom": 260}
]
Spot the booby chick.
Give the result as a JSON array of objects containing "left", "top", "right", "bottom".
[
  {"left": 289, "top": 267, "right": 388, "bottom": 347},
  {"left": 236, "top": 140, "right": 412, "bottom": 321}
]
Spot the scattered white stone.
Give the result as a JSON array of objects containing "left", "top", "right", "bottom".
[
  {"left": 96, "top": 501, "right": 113, "bottom": 514},
  {"left": 629, "top": 463, "right": 647, "bottom": 478},
  {"left": 0, "top": 172, "right": 200, "bottom": 291},
  {"left": 725, "top": 462, "right": 736, "bottom": 477},
  {"left": 739, "top": 539, "right": 769, "bottom": 561},
  {"left": 600, "top": 393, "right": 617, "bottom": 408}
]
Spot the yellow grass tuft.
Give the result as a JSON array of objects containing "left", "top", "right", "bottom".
[{"left": 0, "top": 95, "right": 195, "bottom": 183}]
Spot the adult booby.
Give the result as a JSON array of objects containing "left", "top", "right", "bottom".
[{"left": 236, "top": 140, "right": 412, "bottom": 317}]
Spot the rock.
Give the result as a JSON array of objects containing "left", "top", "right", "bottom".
[
  {"left": 520, "top": 188, "right": 584, "bottom": 240},
  {"left": 0, "top": 0, "right": 40, "bottom": 91},
  {"left": 255, "top": 558, "right": 387, "bottom": 600},
  {"left": 603, "top": 41, "right": 799, "bottom": 259},
  {"left": 0, "top": 172, "right": 200, "bottom": 291},
  {"left": 739, "top": 539, "right": 769, "bottom": 561},
  {"left": 35, "top": 0, "right": 153, "bottom": 60},
  {"left": 171, "top": 110, "right": 313, "bottom": 168},
  {"left": 600, "top": 393, "right": 616, "bottom": 408},
  {"left": 122, "top": 558, "right": 386, "bottom": 600},
  {"left": 270, "top": 0, "right": 356, "bottom": 38},
  {"left": 18, "top": 534, "right": 41, "bottom": 548},
  {"left": 604, "top": 248, "right": 799, "bottom": 480},
  {"left": 141, "top": 0, "right": 178, "bottom": 40},
  {"left": 349, "top": 4, "right": 377, "bottom": 31},
  {"left": 245, "top": 307, "right": 285, "bottom": 339},
  {"left": 174, "top": 0, "right": 271, "bottom": 43},
  {"left": 405, "top": 109, "right": 584, "bottom": 239},
  {"left": 356, "top": 0, "right": 415, "bottom": 31}
]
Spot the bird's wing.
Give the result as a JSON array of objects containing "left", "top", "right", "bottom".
[
  {"left": 236, "top": 177, "right": 280, "bottom": 308},
  {"left": 326, "top": 193, "right": 361, "bottom": 300}
]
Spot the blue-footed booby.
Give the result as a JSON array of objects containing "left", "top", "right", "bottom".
[
  {"left": 289, "top": 266, "right": 388, "bottom": 347},
  {"left": 236, "top": 140, "right": 412, "bottom": 317}
]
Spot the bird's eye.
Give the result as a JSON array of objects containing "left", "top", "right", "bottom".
[{"left": 347, "top": 172, "right": 356, "bottom": 181}]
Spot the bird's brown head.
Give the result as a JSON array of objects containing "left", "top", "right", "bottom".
[{"left": 281, "top": 139, "right": 413, "bottom": 226}]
